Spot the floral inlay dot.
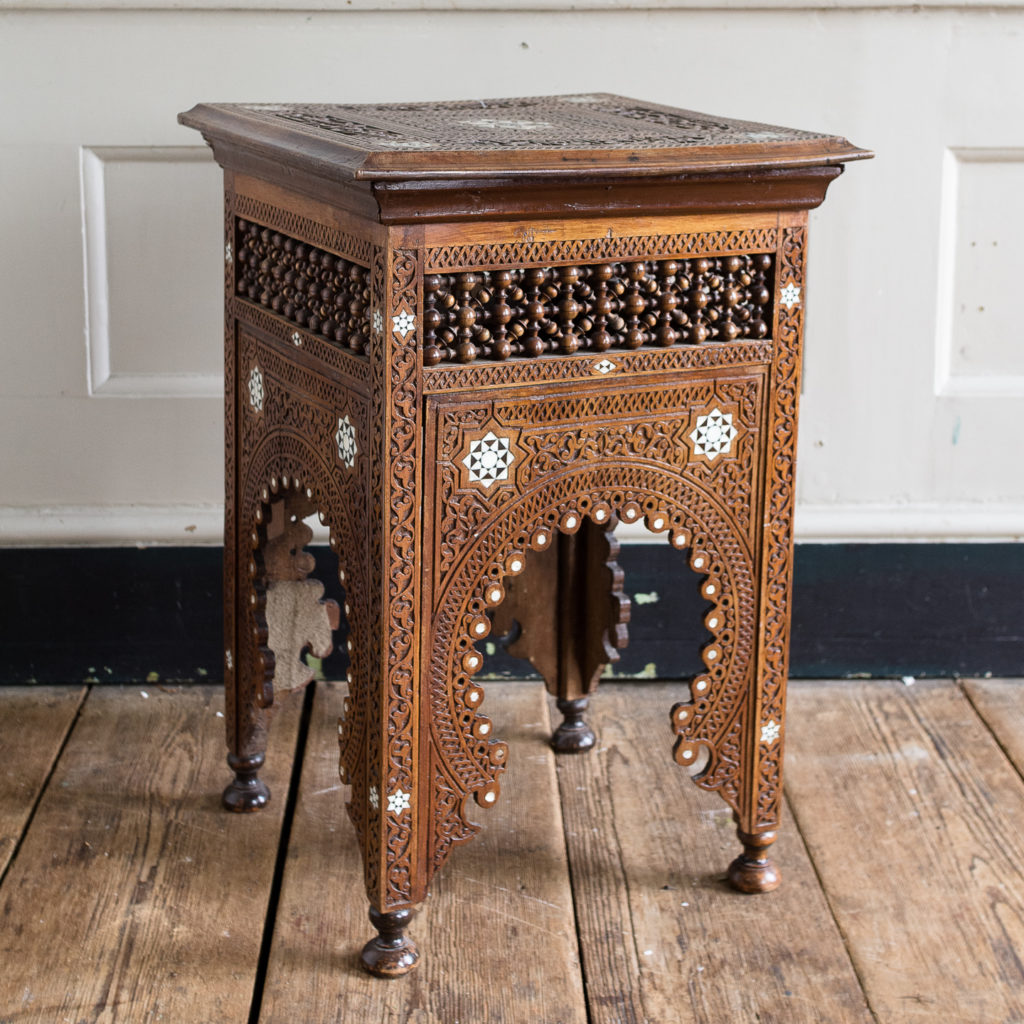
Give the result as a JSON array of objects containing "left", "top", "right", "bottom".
[
  {"left": 388, "top": 789, "right": 411, "bottom": 814},
  {"left": 761, "top": 720, "right": 781, "bottom": 744},
  {"left": 780, "top": 282, "right": 801, "bottom": 310},
  {"left": 368, "top": 785, "right": 379, "bottom": 810},
  {"left": 392, "top": 310, "right": 416, "bottom": 338}
]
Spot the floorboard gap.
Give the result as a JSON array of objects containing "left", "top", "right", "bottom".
[
  {"left": 957, "top": 678, "right": 1024, "bottom": 790},
  {"left": 555, "top": 754, "right": 598, "bottom": 1024},
  {"left": 0, "top": 683, "right": 89, "bottom": 892},
  {"left": 248, "top": 681, "right": 316, "bottom": 1024},
  {"left": 782, "top": 789, "right": 881, "bottom": 1024}
]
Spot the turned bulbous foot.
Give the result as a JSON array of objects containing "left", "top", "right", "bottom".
[
  {"left": 222, "top": 752, "right": 270, "bottom": 812},
  {"left": 727, "top": 828, "right": 781, "bottom": 893},
  {"left": 551, "top": 697, "right": 597, "bottom": 754},
  {"left": 360, "top": 907, "right": 420, "bottom": 978}
]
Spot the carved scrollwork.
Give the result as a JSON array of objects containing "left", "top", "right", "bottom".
[
  {"left": 425, "top": 371, "right": 764, "bottom": 877},
  {"left": 752, "top": 225, "right": 806, "bottom": 830}
]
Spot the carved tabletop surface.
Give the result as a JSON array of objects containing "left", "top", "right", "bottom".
[{"left": 179, "top": 93, "right": 870, "bottom": 181}]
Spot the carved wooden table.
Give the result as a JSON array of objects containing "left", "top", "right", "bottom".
[{"left": 179, "top": 95, "right": 869, "bottom": 977}]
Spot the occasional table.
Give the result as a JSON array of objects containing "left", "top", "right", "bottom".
[{"left": 179, "top": 94, "right": 869, "bottom": 976}]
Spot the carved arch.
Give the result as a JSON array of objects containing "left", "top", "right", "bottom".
[
  {"left": 425, "top": 463, "right": 758, "bottom": 877},
  {"left": 237, "top": 425, "right": 376, "bottom": 876}
]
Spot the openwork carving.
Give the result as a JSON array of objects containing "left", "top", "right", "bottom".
[
  {"left": 423, "top": 255, "right": 773, "bottom": 364},
  {"left": 426, "top": 473, "right": 757, "bottom": 878},
  {"left": 235, "top": 218, "right": 371, "bottom": 353}
]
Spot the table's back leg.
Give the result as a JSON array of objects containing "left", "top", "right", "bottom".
[
  {"left": 224, "top": 486, "right": 340, "bottom": 811},
  {"left": 490, "top": 518, "right": 630, "bottom": 752}
]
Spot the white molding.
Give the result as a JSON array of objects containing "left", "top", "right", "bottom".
[
  {"left": 2, "top": 502, "right": 1021, "bottom": 547},
  {"left": 934, "top": 147, "right": 1024, "bottom": 399},
  {"left": 80, "top": 145, "right": 222, "bottom": 400},
  {"left": 7, "top": 0, "right": 1024, "bottom": 8},
  {"left": 0, "top": 506, "right": 226, "bottom": 546}
]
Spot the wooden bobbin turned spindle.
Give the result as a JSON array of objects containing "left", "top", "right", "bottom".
[
  {"left": 551, "top": 696, "right": 597, "bottom": 754},
  {"left": 360, "top": 907, "right": 420, "bottom": 978},
  {"left": 727, "top": 828, "right": 781, "bottom": 893},
  {"left": 222, "top": 752, "right": 269, "bottom": 812}
]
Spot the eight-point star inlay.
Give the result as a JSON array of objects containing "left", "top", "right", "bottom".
[
  {"left": 462, "top": 431, "right": 515, "bottom": 486},
  {"left": 689, "top": 408, "right": 738, "bottom": 460}
]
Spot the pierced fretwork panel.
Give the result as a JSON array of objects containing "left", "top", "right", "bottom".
[
  {"left": 234, "top": 218, "right": 371, "bottom": 353},
  {"left": 423, "top": 255, "right": 773, "bottom": 365}
]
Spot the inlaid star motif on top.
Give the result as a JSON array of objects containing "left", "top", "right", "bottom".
[
  {"left": 689, "top": 408, "right": 738, "bottom": 460},
  {"left": 780, "top": 281, "right": 801, "bottom": 310},
  {"left": 462, "top": 431, "right": 515, "bottom": 486},
  {"left": 761, "top": 719, "right": 781, "bottom": 745}
]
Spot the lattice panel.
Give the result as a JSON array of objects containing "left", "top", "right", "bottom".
[
  {"left": 235, "top": 219, "right": 371, "bottom": 354},
  {"left": 423, "top": 255, "right": 773, "bottom": 365}
]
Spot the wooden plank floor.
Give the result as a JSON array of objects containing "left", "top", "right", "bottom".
[{"left": 1, "top": 679, "right": 1023, "bottom": 1023}]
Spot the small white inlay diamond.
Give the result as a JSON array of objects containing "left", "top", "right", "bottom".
[
  {"left": 689, "top": 408, "right": 738, "bottom": 460},
  {"left": 368, "top": 785, "right": 379, "bottom": 810},
  {"left": 335, "top": 415, "right": 358, "bottom": 468},
  {"left": 761, "top": 720, "right": 781, "bottom": 744},
  {"left": 780, "top": 282, "right": 801, "bottom": 310},
  {"left": 393, "top": 310, "right": 416, "bottom": 338},
  {"left": 463, "top": 430, "right": 514, "bottom": 485},
  {"left": 225, "top": 242, "right": 232, "bottom": 264},
  {"left": 593, "top": 359, "right": 618, "bottom": 375},
  {"left": 225, "top": 649, "right": 233, "bottom": 670},
  {"left": 291, "top": 331, "right": 302, "bottom": 347},
  {"left": 387, "top": 789, "right": 411, "bottom": 814},
  {"left": 248, "top": 367, "right": 264, "bottom": 412},
  {"left": 372, "top": 309, "right": 383, "bottom": 334}
]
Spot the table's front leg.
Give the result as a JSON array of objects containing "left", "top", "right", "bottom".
[{"left": 356, "top": 244, "right": 427, "bottom": 977}]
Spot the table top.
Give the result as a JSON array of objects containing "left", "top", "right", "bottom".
[{"left": 179, "top": 93, "right": 870, "bottom": 182}]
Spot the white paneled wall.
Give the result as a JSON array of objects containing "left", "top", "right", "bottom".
[{"left": 1, "top": 5, "right": 1022, "bottom": 544}]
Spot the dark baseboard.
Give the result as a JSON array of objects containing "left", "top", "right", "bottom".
[{"left": 1, "top": 543, "right": 1021, "bottom": 684}]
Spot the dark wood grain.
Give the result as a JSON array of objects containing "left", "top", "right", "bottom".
[
  {"left": 786, "top": 680, "right": 1024, "bottom": 1023},
  {"left": 0, "top": 686, "right": 301, "bottom": 1023},
  {"left": 0, "top": 687, "right": 85, "bottom": 876}
]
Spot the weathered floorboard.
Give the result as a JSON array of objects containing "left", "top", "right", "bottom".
[
  {"left": 962, "top": 677, "right": 1024, "bottom": 776},
  {"left": 0, "top": 687, "right": 85, "bottom": 877},
  {"left": 0, "top": 685, "right": 301, "bottom": 1024},
  {"left": 259, "top": 680, "right": 586, "bottom": 1024},
  {"left": 558, "top": 682, "right": 872, "bottom": 1024},
  {"left": 786, "top": 680, "right": 1024, "bottom": 1023}
]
